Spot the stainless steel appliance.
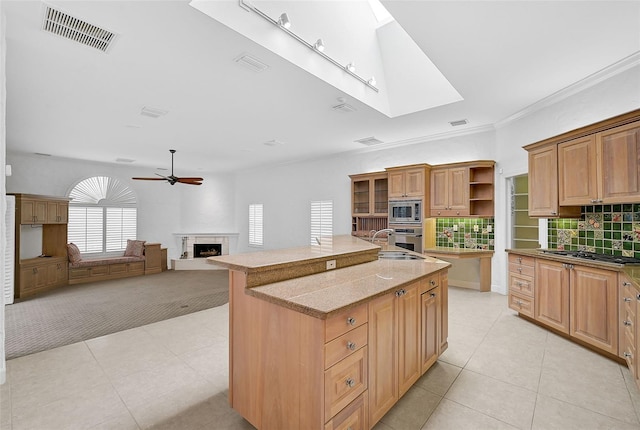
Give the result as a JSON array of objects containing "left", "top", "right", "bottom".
[
  {"left": 388, "top": 200, "right": 422, "bottom": 225},
  {"left": 390, "top": 227, "right": 423, "bottom": 253}
]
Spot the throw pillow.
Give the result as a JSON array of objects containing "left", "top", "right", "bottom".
[
  {"left": 67, "top": 243, "right": 82, "bottom": 263},
  {"left": 125, "top": 239, "right": 146, "bottom": 257}
]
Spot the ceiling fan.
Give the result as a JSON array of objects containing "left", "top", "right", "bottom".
[{"left": 132, "top": 149, "right": 203, "bottom": 186}]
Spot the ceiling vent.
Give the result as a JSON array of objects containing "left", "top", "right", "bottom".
[
  {"left": 42, "top": 6, "right": 118, "bottom": 53},
  {"left": 140, "top": 106, "right": 168, "bottom": 118},
  {"left": 263, "top": 139, "right": 284, "bottom": 147},
  {"left": 234, "top": 53, "right": 269, "bottom": 73},
  {"left": 354, "top": 136, "right": 384, "bottom": 146},
  {"left": 332, "top": 103, "right": 357, "bottom": 113},
  {"left": 449, "top": 119, "right": 468, "bottom": 127},
  {"left": 116, "top": 158, "right": 135, "bottom": 163}
]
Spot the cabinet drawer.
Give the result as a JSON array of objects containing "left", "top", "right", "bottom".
[
  {"left": 128, "top": 261, "right": 145, "bottom": 272},
  {"left": 326, "top": 304, "right": 368, "bottom": 342},
  {"left": 508, "top": 254, "right": 534, "bottom": 267},
  {"left": 109, "top": 263, "right": 128, "bottom": 274},
  {"left": 622, "top": 332, "right": 636, "bottom": 377},
  {"left": 509, "top": 262, "right": 535, "bottom": 278},
  {"left": 622, "top": 305, "right": 636, "bottom": 346},
  {"left": 69, "top": 267, "right": 92, "bottom": 279},
  {"left": 90, "top": 265, "right": 109, "bottom": 276},
  {"left": 325, "top": 324, "right": 368, "bottom": 369},
  {"left": 509, "top": 274, "right": 534, "bottom": 297},
  {"left": 324, "top": 346, "right": 367, "bottom": 421},
  {"left": 508, "top": 291, "right": 534, "bottom": 318},
  {"left": 324, "top": 391, "right": 368, "bottom": 430}
]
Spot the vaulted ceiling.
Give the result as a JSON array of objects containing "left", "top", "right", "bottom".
[{"left": 2, "top": 1, "right": 639, "bottom": 174}]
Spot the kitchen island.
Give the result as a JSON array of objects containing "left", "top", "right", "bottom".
[{"left": 209, "top": 235, "right": 450, "bottom": 430}]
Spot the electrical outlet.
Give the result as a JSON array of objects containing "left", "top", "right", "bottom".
[
  {"left": 326, "top": 260, "right": 336, "bottom": 270},
  {"left": 487, "top": 225, "right": 492, "bottom": 233},
  {"left": 473, "top": 224, "right": 479, "bottom": 232},
  {"left": 453, "top": 224, "right": 458, "bottom": 232}
]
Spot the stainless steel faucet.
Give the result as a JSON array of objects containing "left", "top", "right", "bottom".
[{"left": 371, "top": 228, "right": 394, "bottom": 243}]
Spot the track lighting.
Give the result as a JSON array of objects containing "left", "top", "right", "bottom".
[
  {"left": 238, "top": 0, "right": 378, "bottom": 92},
  {"left": 277, "top": 12, "right": 290, "bottom": 29}
]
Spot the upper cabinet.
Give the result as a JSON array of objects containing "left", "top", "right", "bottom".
[
  {"left": 386, "top": 164, "right": 430, "bottom": 199},
  {"left": 19, "top": 198, "right": 48, "bottom": 224},
  {"left": 349, "top": 172, "right": 388, "bottom": 217},
  {"left": 525, "top": 110, "right": 640, "bottom": 217},
  {"left": 429, "top": 161, "right": 495, "bottom": 217}
]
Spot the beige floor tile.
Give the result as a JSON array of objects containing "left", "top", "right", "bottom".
[
  {"left": 415, "top": 360, "right": 462, "bottom": 396},
  {"left": 179, "top": 339, "right": 229, "bottom": 392},
  {"left": 11, "top": 382, "right": 129, "bottom": 430},
  {"left": 0, "top": 380, "right": 11, "bottom": 429},
  {"left": 422, "top": 398, "right": 519, "bottom": 430},
  {"left": 87, "top": 411, "right": 141, "bottom": 430},
  {"left": 379, "top": 385, "right": 442, "bottom": 430},
  {"left": 111, "top": 358, "right": 204, "bottom": 408},
  {"left": 445, "top": 370, "right": 536, "bottom": 429},
  {"left": 484, "top": 310, "right": 548, "bottom": 346},
  {"left": 372, "top": 419, "right": 394, "bottom": 430},
  {"left": 621, "top": 365, "right": 640, "bottom": 423},
  {"left": 532, "top": 393, "right": 640, "bottom": 430},
  {"left": 438, "top": 321, "right": 487, "bottom": 367},
  {"left": 7, "top": 342, "right": 95, "bottom": 382},
  {"left": 142, "top": 319, "right": 222, "bottom": 356}
]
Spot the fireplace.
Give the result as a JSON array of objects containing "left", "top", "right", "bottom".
[{"left": 193, "top": 243, "right": 222, "bottom": 258}]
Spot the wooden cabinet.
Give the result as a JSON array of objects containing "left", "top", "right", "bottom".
[
  {"left": 534, "top": 259, "right": 570, "bottom": 334},
  {"left": 350, "top": 172, "right": 388, "bottom": 217},
  {"left": 46, "top": 200, "right": 68, "bottom": 224},
  {"left": 430, "top": 167, "right": 469, "bottom": 216},
  {"left": 144, "top": 243, "right": 162, "bottom": 274},
  {"left": 508, "top": 254, "right": 535, "bottom": 318},
  {"left": 429, "top": 161, "right": 495, "bottom": 217},
  {"left": 19, "top": 198, "right": 48, "bottom": 224},
  {"left": 570, "top": 265, "right": 618, "bottom": 354},
  {"left": 558, "top": 135, "right": 598, "bottom": 206},
  {"left": 439, "top": 271, "right": 448, "bottom": 353},
  {"left": 386, "top": 165, "right": 430, "bottom": 199},
  {"left": 527, "top": 143, "right": 581, "bottom": 218},
  {"left": 597, "top": 121, "right": 640, "bottom": 203},
  {"left": 19, "top": 257, "right": 68, "bottom": 296},
  {"left": 620, "top": 274, "right": 638, "bottom": 383},
  {"left": 420, "top": 275, "right": 440, "bottom": 374},
  {"left": 367, "top": 281, "right": 422, "bottom": 426}
]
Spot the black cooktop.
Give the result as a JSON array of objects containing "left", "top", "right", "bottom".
[{"left": 542, "top": 250, "right": 640, "bottom": 265}]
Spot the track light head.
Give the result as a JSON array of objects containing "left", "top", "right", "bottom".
[
  {"left": 368, "top": 77, "right": 376, "bottom": 86},
  {"left": 314, "top": 38, "right": 325, "bottom": 52},
  {"left": 278, "top": 12, "right": 291, "bottom": 28},
  {"left": 346, "top": 62, "right": 356, "bottom": 73}
]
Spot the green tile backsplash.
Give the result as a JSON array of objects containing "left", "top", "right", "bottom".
[
  {"left": 548, "top": 203, "right": 640, "bottom": 259},
  {"left": 436, "top": 218, "right": 494, "bottom": 250}
]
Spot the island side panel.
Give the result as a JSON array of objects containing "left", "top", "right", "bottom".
[{"left": 229, "top": 270, "right": 325, "bottom": 429}]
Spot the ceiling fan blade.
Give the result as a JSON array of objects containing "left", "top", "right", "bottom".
[
  {"left": 132, "top": 177, "right": 168, "bottom": 181},
  {"left": 176, "top": 177, "right": 204, "bottom": 181},
  {"left": 176, "top": 178, "right": 203, "bottom": 185}
]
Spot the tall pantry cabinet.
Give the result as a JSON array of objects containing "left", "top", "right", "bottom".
[{"left": 10, "top": 193, "right": 70, "bottom": 299}]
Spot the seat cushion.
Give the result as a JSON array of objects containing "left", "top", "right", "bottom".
[
  {"left": 67, "top": 243, "right": 82, "bottom": 263},
  {"left": 124, "top": 239, "right": 146, "bottom": 257}
]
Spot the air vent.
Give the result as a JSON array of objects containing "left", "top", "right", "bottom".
[
  {"left": 332, "top": 103, "right": 357, "bottom": 113},
  {"left": 34, "top": 152, "right": 51, "bottom": 157},
  {"left": 116, "top": 158, "right": 135, "bottom": 163},
  {"left": 449, "top": 119, "right": 468, "bottom": 127},
  {"left": 354, "top": 136, "right": 384, "bottom": 146},
  {"left": 140, "top": 106, "right": 168, "bottom": 118},
  {"left": 263, "top": 139, "right": 284, "bottom": 147},
  {"left": 234, "top": 53, "right": 269, "bottom": 73},
  {"left": 42, "top": 6, "right": 117, "bottom": 53}
]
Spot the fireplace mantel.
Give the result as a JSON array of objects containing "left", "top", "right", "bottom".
[{"left": 171, "top": 233, "right": 239, "bottom": 270}]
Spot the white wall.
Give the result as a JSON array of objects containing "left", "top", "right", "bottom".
[{"left": 5, "top": 153, "right": 236, "bottom": 261}]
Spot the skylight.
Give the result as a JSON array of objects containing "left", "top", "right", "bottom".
[{"left": 368, "top": 0, "right": 393, "bottom": 25}]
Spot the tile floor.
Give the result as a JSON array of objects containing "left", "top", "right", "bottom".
[{"left": 2, "top": 287, "right": 640, "bottom": 429}]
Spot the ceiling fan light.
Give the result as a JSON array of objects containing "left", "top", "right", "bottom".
[{"left": 278, "top": 12, "right": 291, "bottom": 28}]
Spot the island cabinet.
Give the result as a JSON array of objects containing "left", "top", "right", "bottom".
[
  {"left": 386, "top": 164, "right": 430, "bottom": 199},
  {"left": 421, "top": 275, "right": 441, "bottom": 373}
]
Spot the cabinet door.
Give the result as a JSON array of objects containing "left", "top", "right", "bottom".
[
  {"left": 398, "top": 283, "right": 420, "bottom": 396},
  {"left": 570, "top": 265, "right": 618, "bottom": 354},
  {"left": 440, "top": 272, "right": 448, "bottom": 352},
  {"left": 528, "top": 145, "right": 560, "bottom": 217},
  {"left": 535, "top": 260, "right": 570, "bottom": 334},
  {"left": 372, "top": 176, "right": 388, "bottom": 216},
  {"left": 352, "top": 178, "right": 371, "bottom": 215},
  {"left": 20, "top": 199, "right": 47, "bottom": 224},
  {"left": 47, "top": 201, "right": 68, "bottom": 224},
  {"left": 421, "top": 286, "right": 440, "bottom": 374},
  {"left": 404, "top": 169, "right": 425, "bottom": 197},
  {"left": 448, "top": 167, "right": 469, "bottom": 214},
  {"left": 430, "top": 169, "right": 448, "bottom": 213},
  {"left": 368, "top": 292, "right": 398, "bottom": 427},
  {"left": 387, "top": 171, "right": 406, "bottom": 198},
  {"left": 558, "top": 135, "right": 598, "bottom": 205},
  {"left": 598, "top": 121, "right": 640, "bottom": 203}
]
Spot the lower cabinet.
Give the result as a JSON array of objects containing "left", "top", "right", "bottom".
[
  {"left": 68, "top": 261, "right": 145, "bottom": 284},
  {"left": 534, "top": 260, "right": 570, "bottom": 334},
  {"left": 421, "top": 278, "right": 441, "bottom": 373},
  {"left": 19, "top": 257, "right": 68, "bottom": 297},
  {"left": 619, "top": 274, "right": 637, "bottom": 381}
]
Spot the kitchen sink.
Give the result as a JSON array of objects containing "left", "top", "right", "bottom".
[{"left": 378, "top": 251, "right": 425, "bottom": 260}]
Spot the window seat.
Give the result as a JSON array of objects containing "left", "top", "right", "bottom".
[{"left": 67, "top": 240, "right": 148, "bottom": 285}]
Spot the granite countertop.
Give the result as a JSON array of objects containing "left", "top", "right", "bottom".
[
  {"left": 506, "top": 248, "right": 640, "bottom": 290},
  {"left": 209, "top": 235, "right": 451, "bottom": 319},
  {"left": 248, "top": 256, "right": 450, "bottom": 319},
  {"left": 423, "top": 247, "right": 495, "bottom": 257}
]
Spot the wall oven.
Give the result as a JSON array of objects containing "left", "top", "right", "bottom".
[
  {"left": 390, "top": 227, "right": 423, "bottom": 253},
  {"left": 388, "top": 200, "right": 422, "bottom": 225}
]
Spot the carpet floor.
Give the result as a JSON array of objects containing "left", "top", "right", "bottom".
[{"left": 4, "top": 270, "right": 229, "bottom": 360}]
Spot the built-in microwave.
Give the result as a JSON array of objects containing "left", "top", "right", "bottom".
[{"left": 388, "top": 200, "right": 422, "bottom": 225}]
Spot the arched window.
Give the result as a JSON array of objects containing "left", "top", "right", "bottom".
[{"left": 67, "top": 176, "right": 137, "bottom": 256}]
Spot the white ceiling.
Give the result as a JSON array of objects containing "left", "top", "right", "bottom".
[{"left": 2, "top": 0, "right": 639, "bottom": 175}]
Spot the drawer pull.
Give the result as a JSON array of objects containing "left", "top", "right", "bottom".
[
  {"left": 623, "top": 282, "right": 631, "bottom": 286},
  {"left": 346, "top": 341, "right": 356, "bottom": 351},
  {"left": 346, "top": 378, "right": 356, "bottom": 388},
  {"left": 517, "top": 267, "right": 522, "bottom": 273},
  {"left": 624, "top": 320, "right": 632, "bottom": 327},
  {"left": 395, "top": 289, "right": 406, "bottom": 297},
  {"left": 624, "top": 297, "right": 632, "bottom": 303},
  {"left": 346, "top": 317, "right": 356, "bottom": 326},
  {"left": 624, "top": 352, "right": 633, "bottom": 358},
  {"left": 430, "top": 279, "right": 436, "bottom": 286}
]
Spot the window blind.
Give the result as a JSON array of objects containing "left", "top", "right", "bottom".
[{"left": 249, "top": 203, "right": 264, "bottom": 247}]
